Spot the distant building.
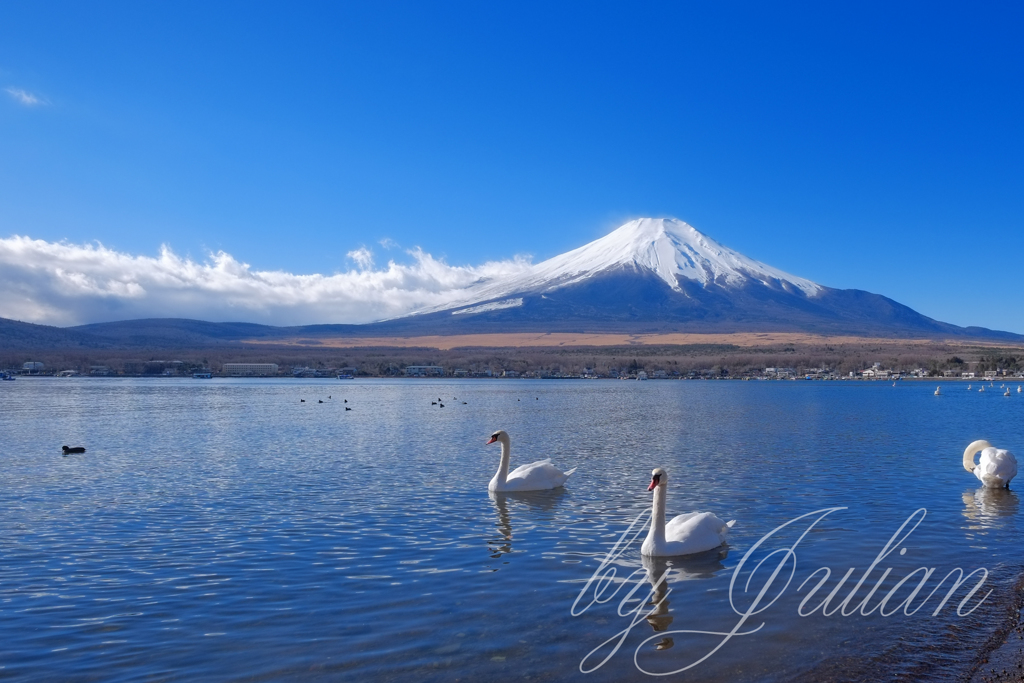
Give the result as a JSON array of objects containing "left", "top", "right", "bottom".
[
  {"left": 22, "top": 361, "right": 44, "bottom": 373},
  {"left": 89, "top": 366, "right": 112, "bottom": 376},
  {"left": 502, "top": 370, "right": 520, "bottom": 378},
  {"left": 404, "top": 365, "right": 444, "bottom": 377},
  {"left": 452, "top": 369, "right": 469, "bottom": 378},
  {"left": 651, "top": 370, "right": 668, "bottom": 379},
  {"left": 223, "top": 363, "right": 279, "bottom": 376}
]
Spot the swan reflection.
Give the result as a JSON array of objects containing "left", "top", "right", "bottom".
[
  {"left": 640, "top": 550, "right": 729, "bottom": 651},
  {"left": 962, "top": 486, "right": 1019, "bottom": 528},
  {"left": 489, "top": 492, "right": 513, "bottom": 558},
  {"left": 487, "top": 489, "right": 568, "bottom": 562}
]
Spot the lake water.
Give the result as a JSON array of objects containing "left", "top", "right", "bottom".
[{"left": 1, "top": 378, "right": 1022, "bottom": 682}]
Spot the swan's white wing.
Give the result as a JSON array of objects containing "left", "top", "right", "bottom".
[
  {"left": 663, "top": 512, "right": 732, "bottom": 554},
  {"left": 505, "top": 459, "right": 574, "bottom": 491},
  {"left": 978, "top": 448, "right": 1018, "bottom": 487},
  {"left": 666, "top": 511, "right": 731, "bottom": 538}
]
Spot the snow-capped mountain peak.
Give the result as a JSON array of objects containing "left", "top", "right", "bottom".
[
  {"left": 415, "top": 218, "right": 821, "bottom": 316},
  {"left": 527, "top": 218, "right": 821, "bottom": 297}
]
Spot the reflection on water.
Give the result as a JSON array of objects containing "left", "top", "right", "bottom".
[
  {"left": 962, "top": 486, "right": 1020, "bottom": 525},
  {"left": 488, "top": 489, "right": 568, "bottom": 562},
  {"left": 488, "top": 492, "right": 513, "bottom": 559},
  {"left": 641, "top": 551, "right": 730, "bottom": 650}
]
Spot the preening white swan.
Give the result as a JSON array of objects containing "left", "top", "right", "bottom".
[
  {"left": 641, "top": 468, "right": 735, "bottom": 557},
  {"left": 486, "top": 430, "right": 576, "bottom": 492},
  {"left": 963, "top": 440, "right": 1017, "bottom": 489}
]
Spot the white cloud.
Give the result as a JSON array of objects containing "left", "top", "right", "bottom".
[
  {"left": 346, "top": 246, "right": 374, "bottom": 270},
  {"left": 0, "top": 236, "right": 532, "bottom": 327},
  {"left": 5, "top": 87, "right": 45, "bottom": 106},
  {"left": 379, "top": 237, "right": 400, "bottom": 250}
]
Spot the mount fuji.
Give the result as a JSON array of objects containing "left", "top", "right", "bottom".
[{"left": 370, "top": 217, "right": 1011, "bottom": 339}]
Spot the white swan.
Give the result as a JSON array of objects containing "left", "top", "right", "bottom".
[
  {"left": 963, "top": 440, "right": 1017, "bottom": 489},
  {"left": 486, "top": 430, "right": 576, "bottom": 492},
  {"left": 641, "top": 468, "right": 734, "bottom": 556},
  {"left": 1005, "top": 388, "right": 1012, "bottom": 397},
  {"left": 934, "top": 386, "right": 941, "bottom": 395}
]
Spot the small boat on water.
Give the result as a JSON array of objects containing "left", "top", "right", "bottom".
[
  {"left": 337, "top": 374, "right": 354, "bottom": 380},
  {"left": 192, "top": 371, "right": 212, "bottom": 379},
  {"left": 0, "top": 371, "right": 14, "bottom": 381}
]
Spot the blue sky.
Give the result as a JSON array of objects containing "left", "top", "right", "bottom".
[{"left": 1, "top": 2, "right": 1022, "bottom": 330}]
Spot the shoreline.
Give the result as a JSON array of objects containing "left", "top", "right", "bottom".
[{"left": 969, "top": 572, "right": 1024, "bottom": 683}]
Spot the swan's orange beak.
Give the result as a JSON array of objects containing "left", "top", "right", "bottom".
[
  {"left": 647, "top": 478, "right": 657, "bottom": 492},
  {"left": 486, "top": 436, "right": 497, "bottom": 445}
]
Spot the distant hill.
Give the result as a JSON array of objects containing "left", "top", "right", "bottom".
[
  {"left": 2, "top": 218, "right": 1021, "bottom": 349},
  {"left": 0, "top": 317, "right": 111, "bottom": 349}
]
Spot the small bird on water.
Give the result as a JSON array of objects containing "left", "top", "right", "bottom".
[{"left": 62, "top": 445, "right": 86, "bottom": 455}]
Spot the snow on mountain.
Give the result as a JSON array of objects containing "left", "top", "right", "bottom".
[{"left": 416, "top": 218, "right": 820, "bottom": 315}]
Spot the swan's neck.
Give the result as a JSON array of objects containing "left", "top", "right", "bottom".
[
  {"left": 648, "top": 486, "right": 667, "bottom": 545},
  {"left": 964, "top": 440, "right": 992, "bottom": 473},
  {"left": 495, "top": 438, "right": 511, "bottom": 487}
]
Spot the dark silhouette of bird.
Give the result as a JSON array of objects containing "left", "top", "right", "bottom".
[
  {"left": 300, "top": 399, "right": 305, "bottom": 402},
  {"left": 462, "top": 401, "right": 467, "bottom": 405},
  {"left": 318, "top": 400, "right": 323, "bottom": 403},
  {"left": 345, "top": 406, "right": 352, "bottom": 411},
  {"left": 439, "top": 403, "right": 445, "bottom": 408},
  {"left": 328, "top": 395, "right": 331, "bottom": 399},
  {"left": 431, "top": 401, "right": 437, "bottom": 405},
  {"left": 344, "top": 399, "right": 347, "bottom": 403},
  {"left": 62, "top": 445, "right": 86, "bottom": 454}
]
